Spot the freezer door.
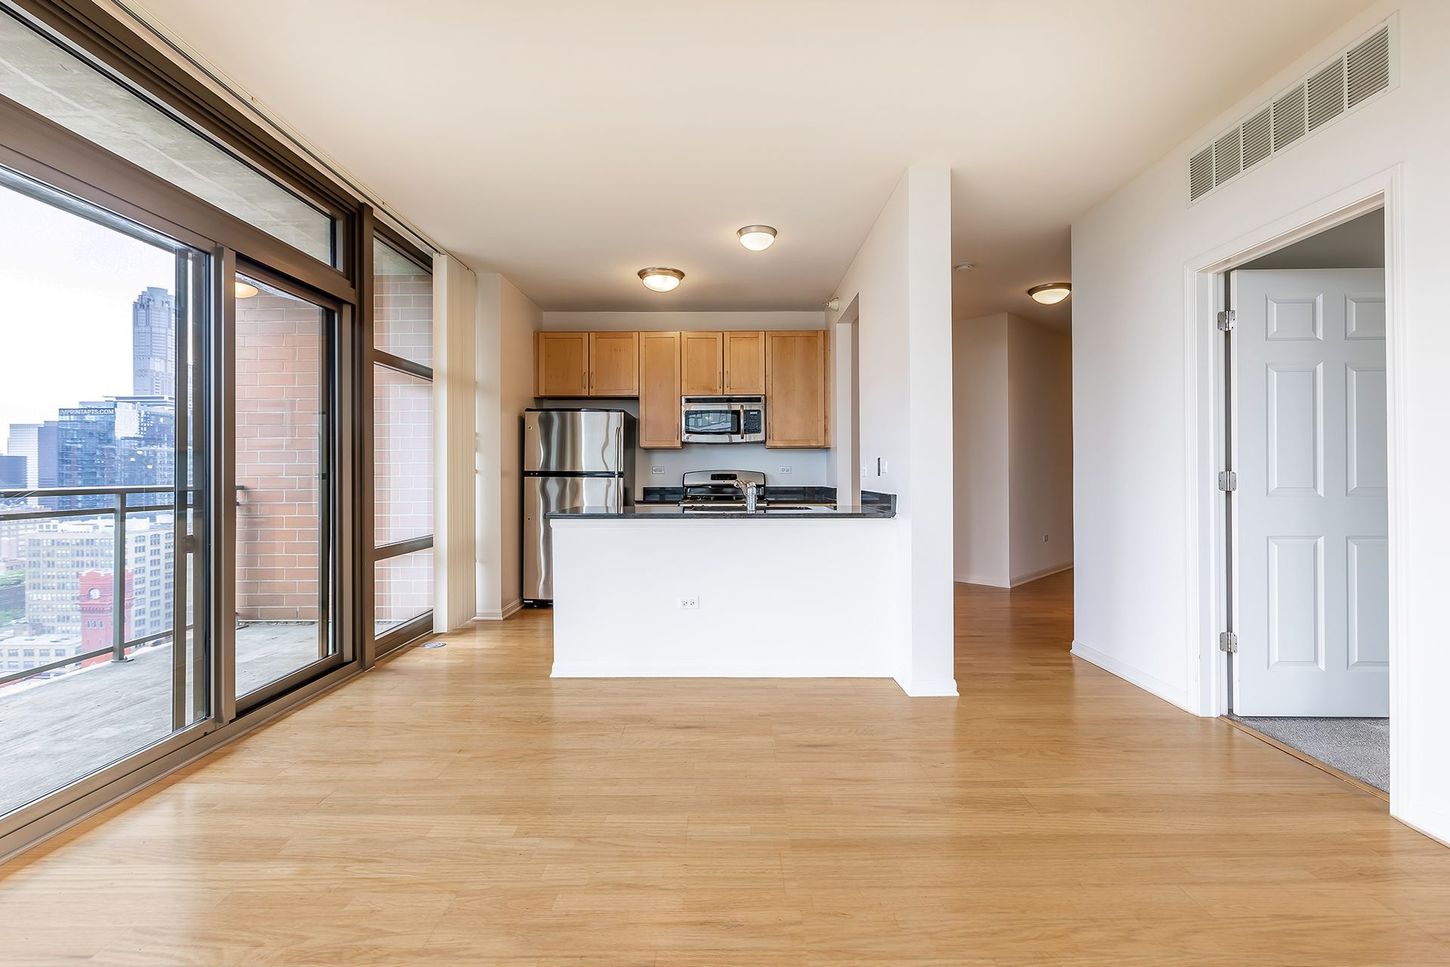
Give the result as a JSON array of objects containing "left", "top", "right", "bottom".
[
  {"left": 522, "top": 475, "right": 623, "bottom": 601},
  {"left": 523, "top": 410, "right": 625, "bottom": 474}
]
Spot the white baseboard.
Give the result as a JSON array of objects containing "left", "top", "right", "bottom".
[
  {"left": 1010, "top": 562, "right": 1073, "bottom": 587},
  {"left": 552, "top": 663, "right": 894, "bottom": 679},
  {"left": 474, "top": 599, "right": 523, "bottom": 621},
  {"left": 1391, "top": 801, "right": 1450, "bottom": 849},
  {"left": 1070, "top": 639, "right": 1195, "bottom": 713},
  {"left": 894, "top": 676, "right": 960, "bottom": 698},
  {"left": 955, "top": 573, "right": 1011, "bottom": 588}
]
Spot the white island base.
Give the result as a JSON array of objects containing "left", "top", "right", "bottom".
[{"left": 550, "top": 515, "right": 901, "bottom": 679}]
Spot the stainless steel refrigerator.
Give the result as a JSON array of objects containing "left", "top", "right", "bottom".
[{"left": 522, "top": 408, "right": 636, "bottom": 604}]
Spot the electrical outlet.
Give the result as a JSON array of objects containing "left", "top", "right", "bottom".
[
  {"left": 651, "top": 466, "right": 665, "bottom": 475},
  {"left": 778, "top": 466, "right": 792, "bottom": 474},
  {"left": 678, "top": 596, "right": 699, "bottom": 610},
  {"left": 1043, "top": 534, "right": 1050, "bottom": 543}
]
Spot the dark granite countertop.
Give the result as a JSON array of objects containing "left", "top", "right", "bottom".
[{"left": 548, "top": 502, "right": 895, "bottom": 520}]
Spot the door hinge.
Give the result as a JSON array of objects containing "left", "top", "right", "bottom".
[
  {"left": 1216, "top": 309, "right": 1236, "bottom": 332},
  {"left": 1217, "top": 470, "right": 1238, "bottom": 492},
  {"left": 1219, "top": 631, "right": 1238, "bottom": 654}
]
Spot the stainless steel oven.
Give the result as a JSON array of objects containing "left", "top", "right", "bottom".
[{"left": 681, "top": 395, "right": 765, "bottom": 444}]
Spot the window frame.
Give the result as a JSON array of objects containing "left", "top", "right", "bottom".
[
  {"left": 0, "top": 25, "right": 372, "bottom": 855},
  {"left": 368, "top": 226, "right": 436, "bottom": 657}
]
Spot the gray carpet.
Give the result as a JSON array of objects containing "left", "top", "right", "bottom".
[{"left": 1232, "top": 715, "right": 1389, "bottom": 791}]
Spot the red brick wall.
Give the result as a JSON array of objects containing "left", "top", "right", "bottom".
[{"left": 235, "top": 293, "right": 323, "bottom": 622}]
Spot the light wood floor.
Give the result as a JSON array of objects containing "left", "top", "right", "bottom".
[{"left": 3, "top": 571, "right": 1448, "bottom": 965}]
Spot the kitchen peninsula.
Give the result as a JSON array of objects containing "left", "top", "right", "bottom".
[{"left": 548, "top": 492, "right": 899, "bottom": 679}]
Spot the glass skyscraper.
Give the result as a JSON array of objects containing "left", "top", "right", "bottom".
[{"left": 131, "top": 286, "right": 175, "bottom": 398}]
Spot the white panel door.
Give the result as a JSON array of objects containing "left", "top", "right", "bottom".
[{"left": 1233, "top": 268, "right": 1388, "bottom": 716}]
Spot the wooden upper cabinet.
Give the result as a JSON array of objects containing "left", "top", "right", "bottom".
[
  {"left": 765, "top": 330, "right": 829, "bottom": 449},
  {"left": 680, "top": 331, "right": 723, "bottom": 395},
  {"left": 637, "top": 331, "right": 682, "bottom": 449},
  {"left": 723, "top": 331, "right": 766, "bottom": 394},
  {"left": 535, "top": 331, "right": 590, "bottom": 397},
  {"left": 588, "top": 331, "right": 640, "bottom": 397}
]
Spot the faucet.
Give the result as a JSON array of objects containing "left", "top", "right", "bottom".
[{"left": 735, "top": 479, "right": 760, "bottom": 514}]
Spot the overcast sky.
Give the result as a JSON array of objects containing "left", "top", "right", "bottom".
[{"left": 0, "top": 184, "right": 173, "bottom": 445}]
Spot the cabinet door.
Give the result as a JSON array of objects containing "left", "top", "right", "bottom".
[
  {"left": 588, "top": 331, "right": 640, "bottom": 397},
  {"left": 723, "top": 331, "right": 766, "bottom": 394},
  {"left": 638, "top": 331, "right": 682, "bottom": 449},
  {"left": 680, "top": 331, "right": 723, "bottom": 395},
  {"left": 535, "top": 331, "right": 589, "bottom": 397},
  {"left": 765, "top": 330, "right": 829, "bottom": 448}
]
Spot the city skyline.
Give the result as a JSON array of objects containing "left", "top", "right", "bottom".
[{"left": 0, "top": 183, "right": 176, "bottom": 435}]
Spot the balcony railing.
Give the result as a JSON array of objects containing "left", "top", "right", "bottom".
[{"left": 0, "top": 484, "right": 189, "bottom": 688}]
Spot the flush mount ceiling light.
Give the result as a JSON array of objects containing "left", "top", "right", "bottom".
[
  {"left": 1027, "top": 281, "right": 1072, "bottom": 305},
  {"left": 736, "top": 225, "right": 777, "bottom": 252},
  {"left": 638, "top": 267, "right": 685, "bottom": 292},
  {"left": 953, "top": 261, "right": 976, "bottom": 272},
  {"left": 234, "top": 281, "right": 259, "bottom": 299}
]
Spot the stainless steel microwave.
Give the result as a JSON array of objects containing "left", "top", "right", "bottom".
[{"left": 681, "top": 395, "right": 766, "bottom": 444}]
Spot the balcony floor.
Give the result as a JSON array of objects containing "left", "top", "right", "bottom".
[{"left": 0, "top": 622, "right": 323, "bottom": 817}]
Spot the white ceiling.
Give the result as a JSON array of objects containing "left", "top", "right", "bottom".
[{"left": 130, "top": 0, "right": 1372, "bottom": 328}]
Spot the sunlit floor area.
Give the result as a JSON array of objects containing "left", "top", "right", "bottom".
[
  {"left": 0, "top": 622, "right": 321, "bottom": 817},
  {"left": 1, "top": 572, "right": 1447, "bottom": 964}
]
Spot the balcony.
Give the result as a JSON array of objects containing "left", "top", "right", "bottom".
[{"left": 0, "top": 485, "right": 325, "bottom": 817}]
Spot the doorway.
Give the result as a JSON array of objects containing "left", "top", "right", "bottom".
[{"left": 1219, "top": 208, "right": 1389, "bottom": 792}]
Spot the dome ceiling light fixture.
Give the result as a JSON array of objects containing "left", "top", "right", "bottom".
[
  {"left": 1027, "top": 281, "right": 1072, "bottom": 305},
  {"left": 953, "top": 261, "right": 976, "bottom": 272},
  {"left": 736, "top": 225, "right": 778, "bottom": 252},
  {"left": 638, "top": 267, "right": 685, "bottom": 293},
  {"left": 234, "top": 281, "right": 259, "bottom": 299}
]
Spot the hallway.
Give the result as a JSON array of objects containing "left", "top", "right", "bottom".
[{"left": 1, "top": 572, "right": 1446, "bottom": 964}]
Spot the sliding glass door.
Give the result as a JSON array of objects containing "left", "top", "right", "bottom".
[
  {"left": 233, "top": 271, "right": 339, "bottom": 704},
  {"left": 0, "top": 168, "right": 208, "bottom": 817}
]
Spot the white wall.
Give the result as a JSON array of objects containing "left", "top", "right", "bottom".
[
  {"left": 1072, "top": 1, "right": 1450, "bottom": 843},
  {"left": 476, "top": 272, "right": 542, "bottom": 619},
  {"left": 541, "top": 309, "right": 834, "bottom": 487},
  {"left": 432, "top": 254, "right": 478, "bottom": 631},
  {"left": 1007, "top": 315, "right": 1073, "bottom": 585},
  {"left": 953, "top": 314, "right": 1010, "bottom": 586},
  {"left": 953, "top": 312, "right": 1073, "bottom": 588},
  {"left": 828, "top": 165, "right": 956, "bottom": 697}
]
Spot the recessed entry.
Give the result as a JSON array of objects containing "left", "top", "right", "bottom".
[{"left": 1266, "top": 295, "right": 1322, "bottom": 340}]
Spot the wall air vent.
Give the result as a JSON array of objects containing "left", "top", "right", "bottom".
[
  {"left": 1306, "top": 60, "right": 1346, "bottom": 131},
  {"left": 1187, "top": 17, "right": 1396, "bottom": 205},
  {"left": 1347, "top": 25, "right": 1391, "bottom": 108},
  {"left": 1241, "top": 105, "right": 1272, "bottom": 170},
  {"left": 1189, "top": 146, "right": 1214, "bottom": 201},
  {"left": 1272, "top": 85, "right": 1307, "bottom": 151},
  {"left": 1214, "top": 128, "right": 1242, "bottom": 186}
]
